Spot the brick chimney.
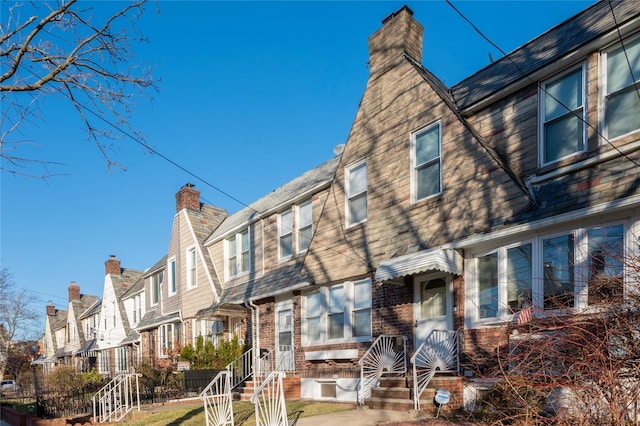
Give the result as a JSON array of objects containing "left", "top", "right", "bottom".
[
  {"left": 105, "top": 255, "right": 121, "bottom": 275},
  {"left": 46, "top": 302, "right": 55, "bottom": 316},
  {"left": 176, "top": 183, "right": 201, "bottom": 212},
  {"left": 68, "top": 281, "right": 81, "bottom": 301},
  {"left": 368, "top": 5, "right": 423, "bottom": 77}
]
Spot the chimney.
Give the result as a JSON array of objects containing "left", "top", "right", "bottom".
[
  {"left": 176, "top": 183, "right": 201, "bottom": 212},
  {"left": 368, "top": 5, "right": 423, "bottom": 77},
  {"left": 105, "top": 255, "right": 121, "bottom": 275},
  {"left": 68, "top": 281, "right": 81, "bottom": 301},
  {"left": 46, "top": 302, "right": 55, "bottom": 316}
]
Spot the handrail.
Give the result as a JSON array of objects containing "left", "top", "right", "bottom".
[
  {"left": 358, "top": 335, "right": 408, "bottom": 405},
  {"left": 226, "top": 347, "right": 254, "bottom": 390},
  {"left": 411, "top": 329, "right": 459, "bottom": 410},
  {"left": 250, "top": 371, "right": 288, "bottom": 426},
  {"left": 200, "top": 370, "right": 234, "bottom": 426},
  {"left": 92, "top": 373, "right": 141, "bottom": 423}
]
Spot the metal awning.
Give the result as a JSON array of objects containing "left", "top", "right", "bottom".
[
  {"left": 76, "top": 338, "right": 98, "bottom": 357},
  {"left": 375, "top": 248, "right": 463, "bottom": 282}
]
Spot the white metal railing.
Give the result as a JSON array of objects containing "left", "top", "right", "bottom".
[
  {"left": 276, "top": 345, "right": 295, "bottom": 373},
  {"left": 226, "top": 347, "right": 254, "bottom": 390},
  {"left": 92, "top": 373, "right": 141, "bottom": 423},
  {"left": 358, "top": 335, "right": 408, "bottom": 405},
  {"left": 200, "top": 370, "right": 234, "bottom": 426},
  {"left": 257, "top": 349, "right": 275, "bottom": 382},
  {"left": 411, "top": 330, "right": 460, "bottom": 410},
  {"left": 250, "top": 371, "right": 288, "bottom": 426}
]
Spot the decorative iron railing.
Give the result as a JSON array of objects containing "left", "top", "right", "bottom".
[
  {"left": 200, "top": 370, "right": 234, "bottom": 426},
  {"left": 358, "top": 335, "right": 408, "bottom": 405},
  {"left": 92, "top": 373, "right": 141, "bottom": 423},
  {"left": 250, "top": 371, "right": 288, "bottom": 426},
  {"left": 411, "top": 329, "right": 459, "bottom": 410},
  {"left": 226, "top": 348, "right": 254, "bottom": 390}
]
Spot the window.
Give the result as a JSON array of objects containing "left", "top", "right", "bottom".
[
  {"left": 352, "top": 280, "right": 372, "bottom": 337},
  {"left": 412, "top": 122, "right": 442, "bottom": 201},
  {"left": 99, "top": 350, "right": 109, "bottom": 374},
  {"left": 169, "top": 258, "right": 177, "bottom": 294},
  {"left": 112, "top": 301, "right": 116, "bottom": 327},
  {"left": 279, "top": 209, "right": 293, "bottom": 259},
  {"left": 159, "top": 324, "right": 177, "bottom": 357},
  {"left": 297, "top": 199, "right": 312, "bottom": 252},
  {"left": 151, "top": 272, "right": 162, "bottom": 305},
  {"left": 304, "top": 279, "right": 372, "bottom": 345},
  {"left": 603, "top": 36, "right": 640, "bottom": 139},
  {"left": 470, "top": 224, "right": 626, "bottom": 322},
  {"left": 136, "top": 295, "right": 142, "bottom": 324},
  {"left": 226, "top": 229, "right": 250, "bottom": 279},
  {"left": 586, "top": 225, "right": 624, "bottom": 304},
  {"left": 345, "top": 160, "right": 367, "bottom": 226},
  {"left": 116, "top": 347, "right": 128, "bottom": 373},
  {"left": 187, "top": 248, "right": 197, "bottom": 288},
  {"left": 540, "top": 65, "right": 586, "bottom": 165}
]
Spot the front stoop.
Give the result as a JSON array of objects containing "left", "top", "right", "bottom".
[
  {"left": 365, "top": 375, "right": 464, "bottom": 416},
  {"left": 234, "top": 376, "right": 301, "bottom": 401}
]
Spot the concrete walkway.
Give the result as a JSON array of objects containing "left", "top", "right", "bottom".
[{"left": 295, "top": 407, "right": 418, "bottom": 426}]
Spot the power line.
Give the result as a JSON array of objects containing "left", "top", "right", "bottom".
[{"left": 445, "top": 0, "right": 640, "bottom": 168}]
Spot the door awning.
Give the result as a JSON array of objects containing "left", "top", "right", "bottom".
[{"left": 375, "top": 248, "right": 463, "bottom": 282}]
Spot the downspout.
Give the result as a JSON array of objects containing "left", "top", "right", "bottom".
[{"left": 247, "top": 300, "right": 260, "bottom": 378}]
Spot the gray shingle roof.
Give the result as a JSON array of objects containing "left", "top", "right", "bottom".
[
  {"left": 205, "top": 155, "right": 339, "bottom": 244},
  {"left": 135, "top": 308, "right": 181, "bottom": 331},
  {"left": 451, "top": 1, "right": 639, "bottom": 110}
]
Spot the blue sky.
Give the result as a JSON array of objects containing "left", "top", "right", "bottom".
[{"left": 1, "top": 1, "right": 594, "bottom": 338}]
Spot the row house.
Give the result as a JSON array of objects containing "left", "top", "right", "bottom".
[
  {"left": 94, "top": 256, "right": 143, "bottom": 376},
  {"left": 135, "top": 184, "right": 229, "bottom": 367},
  {"left": 39, "top": 1, "right": 640, "bottom": 413},
  {"left": 42, "top": 283, "right": 99, "bottom": 373}
]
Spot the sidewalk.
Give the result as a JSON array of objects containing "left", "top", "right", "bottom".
[{"left": 294, "top": 407, "right": 419, "bottom": 426}]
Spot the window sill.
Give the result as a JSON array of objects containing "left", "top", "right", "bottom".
[{"left": 345, "top": 220, "right": 367, "bottom": 232}]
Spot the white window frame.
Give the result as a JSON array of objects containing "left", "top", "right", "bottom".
[
  {"left": 302, "top": 279, "right": 372, "bottom": 346},
  {"left": 186, "top": 247, "right": 197, "bottom": 289},
  {"left": 116, "top": 347, "right": 128, "bottom": 373},
  {"left": 158, "top": 324, "right": 176, "bottom": 358},
  {"left": 468, "top": 222, "right": 627, "bottom": 326},
  {"left": 601, "top": 34, "right": 640, "bottom": 140},
  {"left": 297, "top": 199, "right": 313, "bottom": 253},
  {"left": 411, "top": 121, "right": 442, "bottom": 202},
  {"left": 151, "top": 272, "right": 162, "bottom": 306},
  {"left": 539, "top": 63, "right": 587, "bottom": 166},
  {"left": 278, "top": 209, "right": 293, "bottom": 260},
  {"left": 345, "top": 159, "right": 368, "bottom": 227},
  {"left": 99, "top": 350, "right": 109, "bottom": 374},
  {"left": 168, "top": 257, "right": 177, "bottom": 295},
  {"left": 225, "top": 229, "right": 251, "bottom": 280}
]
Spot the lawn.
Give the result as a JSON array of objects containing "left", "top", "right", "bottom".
[{"left": 125, "top": 400, "right": 356, "bottom": 426}]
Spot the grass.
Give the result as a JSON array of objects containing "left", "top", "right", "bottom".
[{"left": 125, "top": 400, "right": 355, "bottom": 426}]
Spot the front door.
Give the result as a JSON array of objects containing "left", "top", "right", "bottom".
[
  {"left": 414, "top": 273, "right": 454, "bottom": 350},
  {"left": 275, "top": 302, "right": 294, "bottom": 372}
]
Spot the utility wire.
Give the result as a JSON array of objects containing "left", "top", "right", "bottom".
[{"left": 445, "top": 0, "right": 640, "bottom": 168}]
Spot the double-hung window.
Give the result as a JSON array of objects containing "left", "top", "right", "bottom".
[
  {"left": 412, "top": 122, "right": 442, "bottom": 201},
  {"left": 116, "top": 347, "right": 128, "bottom": 373},
  {"left": 279, "top": 209, "right": 293, "bottom": 259},
  {"left": 346, "top": 160, "right": 368, "bottom": 226},
  {"left": 304, "top": 279, "right": 372, "bottom": 345},
  {"left": 540, "top": 65, "right": 586, "bottom": 165},
  {"left": 603, "top": 35, "right": 640, "bottom": 139},
  {"left": 226, "top": 229, "right": 250, "bottom": 279},
  {"left": 151, "top": 272, "right": 162, "bottom": 305},
  {"left": 586, "top": 224, "right": 624, "bottom": 304},
  {"left": 297, "top": 199, "right": 312, "bottom": 252},
  {"left": 169, "top": 258, "right": 177, "bottom": 294},
  {"left": 186, "top": 248, "right": 197, "bottom": 289},
  {"left": 159, "top": 323, "right": 177, "bottom": 357}
]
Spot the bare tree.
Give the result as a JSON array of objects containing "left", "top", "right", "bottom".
[
  {"left": 0, "top": 268, "right": 39, "bottom": 379},
  {"left": 1, "top": 0, "right": 156, "bottom": 177}
]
